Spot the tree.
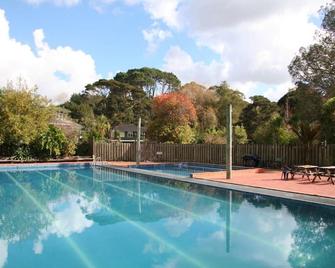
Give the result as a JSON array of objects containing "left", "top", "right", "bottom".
[
  {"left": 289, "top": 3, "right": 335, "bottom": 97},
  {"left": 253, "top": 116, "right": 297, "bottom": 144},
  {"left": 39, "top": 125, "right": 67, "bottom": 157},
  {"left": 211, "top": 82, "right": 247, "bottom": 128},
  {"left": 147, "top": 92, "right": 197, "bottom": 143},
  {"left": 0, "top": 80, "right": 52, "bottom": 154},
  {"left": 278, "top": 84, "right": 323, "bottom": 144},
  {"left": 234, "top": 125, "right": 248, "bottom": 144},
  {"left": 203, "top": 128, "right": 226, "bottom": 144},
  {"left": 239, "top": 95, "right": 279, "bottom": 141},
  {"left": 62, "top": 93, "right": 96, "bottom": 123},
  {"left": 84, "top": 79, "right": 151, "bottom": 126},
  {"left": 114, "top": 67, "right": 181, "bottom": 97},
  {"left": 180, "top": 82, "right": 219, "bottom": 131},
  {"left": 86, "top": 115, "right": 111, "bottom": 141},
  {"left": 320, "top": 97, "right": 335, "bottom": 143}
]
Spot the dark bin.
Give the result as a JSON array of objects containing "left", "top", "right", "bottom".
[{"left": 242, "top": 154, "right": 260, "bottom": 167}]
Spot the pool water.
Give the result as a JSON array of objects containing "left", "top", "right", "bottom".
[
  {"left": 130, "top": 163, "right": 226, "bottom": 177},
  {"left": 0, "top": 165, "right": 335, "bottom": 267}
]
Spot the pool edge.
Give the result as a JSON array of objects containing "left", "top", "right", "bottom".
[{"left": 100, "top": 164, "right": 335, "bottom": 207}]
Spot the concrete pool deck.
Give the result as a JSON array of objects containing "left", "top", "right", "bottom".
[{"left": 108, "top": 161, "right": 335, "bottom": 200}]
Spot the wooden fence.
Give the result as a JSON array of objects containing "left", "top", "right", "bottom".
[{"left": 93, "top": 142, "right": 335, "bottom": 167}]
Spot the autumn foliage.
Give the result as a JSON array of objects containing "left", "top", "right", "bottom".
[
  {"left": 148, "top": 92, "right": 197, "bottom": 143},
  {"left": 153, "top": 92, "right": 197, "bottom": 124}
]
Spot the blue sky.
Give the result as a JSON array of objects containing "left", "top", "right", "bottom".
[
  {"left": 1, "top": 0, "right": 217, "bottom": 76},
  {"left": 0, "top": 0, "right": 329, "bottom": 102}
]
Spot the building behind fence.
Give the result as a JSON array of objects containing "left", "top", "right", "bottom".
[{"left": 93, "top": 142, "right": 335, "bottom": 167}]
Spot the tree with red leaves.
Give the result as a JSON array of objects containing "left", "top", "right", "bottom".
[{"left": 147, "top": 92, "right": 197, "bottom": 143}]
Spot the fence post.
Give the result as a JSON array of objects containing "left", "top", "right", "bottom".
[
  {"left": 226, "top": 104, "right": 232, "bottom": 179},
  {"left": 136, "top": 117, "right": 141, "bottom": 164}
]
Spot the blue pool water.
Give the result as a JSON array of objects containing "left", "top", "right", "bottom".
[
  {"left": 0, "top": 165, "right": 335, "bottom": 267},
  {"left": 130, "top": 163, "right": 227, "bottom": 177}
]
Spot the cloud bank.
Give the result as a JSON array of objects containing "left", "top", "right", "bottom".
[
  {"left": 143, "top": 0, "right": 328, "bottom": 99},
  {"left": 0, "top": 9, "right": 99, "bottom": 103}
]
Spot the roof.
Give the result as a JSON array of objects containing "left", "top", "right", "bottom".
[{"left": 50, "top": 113, "right": 82, "bottom": 137}]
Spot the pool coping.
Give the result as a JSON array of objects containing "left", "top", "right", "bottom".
[
  {"left": 102, "top": 164, "right": 335, "bottom": 207},
  {"left": 0, "top": 162, "right": 92, "bottom": 171}
]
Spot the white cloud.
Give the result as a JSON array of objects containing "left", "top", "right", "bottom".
[
  {"left": 163, "top": 46, "right": 229, "bottom": 86},
  {"left": 24, "top": 0, "right": 81, "bottom": 6},
  {"left": 164, "top": 215, "right": 193, "bottom": 237},
  {"left": 163, "top": 46, "right": 294, "bottom": 100},
  {"left": 89, "top": 0, "right": 117, "bottom": 13},
  {"left": 20, "top": 0, "right": 330, "bottom": 100},
  {"left": 263, "top": 82, "right": 294, "bottom": 101},
  {"left": 33, "top": 193, "right": 100, "bottom": 254},
  {"left": 144, "top": 0, "right": 328, "bottom": 99},
  {"left": 125, "top": 0, "right": 181, "bottom": 28},
  {"left": 142, "top": 26, "right": 171, "bottom": 53},
  {"left": 0, "top": 9, "right": 99, "bottom": 103}
]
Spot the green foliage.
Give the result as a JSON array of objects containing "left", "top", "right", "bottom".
[
  {"left": 87, "top": 115, "right": 111, "bottom": 141},
  {"left": 278, "top": 84, "right": 323, "bottom": 144},
  {"left": 174, "top": 125, "right": 196, "bottom": 144},
  {"left": 0, "top": 80, "right": 53, "bottom": 155},
  {"left": 234, "top": 125, "right": 248, "bottom": 144},
  {"left": 288, "top": 3, "right": 335, "bottom": 97},
  {"left": 84, "top": 79, "right": 151, "bottom": 126},
  {"left": 321, "top": 97, "right": 335, "bottom": 143},
  {"left": 212, "top": 82, "right": 247, "bottom": 128},
  {"left": 13, "top": 146, "right": 32, "bottom": 161},
  {"left": 239, "top": 95, "right": 279, "bottom": 141},
  {"left": 39, "top": 125, "right": 67, "bottom": 157},
  {"left": 253, "top": 116, "right": 297, "bottom": 144},
  {"left": 62, "top": 93, "right": 96, "bottom": 123},
  {"left": 114, "top": 67, "right": 181, "bottom": 97},
  {"left": 63, "top": 139, "right": 77, "bottom": 157},
  {"left": 203, "top": 128, "right": 226, "bottom": 144}
]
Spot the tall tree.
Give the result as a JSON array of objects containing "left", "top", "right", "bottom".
[
  {"left": 278, "top": 84, "right": 323, "bottom": 144},
  {"left": 84, "top": 79, "right": 151, "bottom": 126},
  {"left": 253, "top": 116, "right": 297, "bottom": 144},
  {"left": 147, "top": 92, "right": 197, "bottom": 143},
  {"left": 320, "top": 97, "right": 335, "bottom": 143},
  {"left": 114, "top": 67, "right": 181, "bottom": 97},
  {"left": 62, "top": 93, "right": 96, "bottom": 123},
  {"left": 239, "top": 95, "right": 279, "bottom": 141},
  {"left": 211, "top": 82, "right": 247, "bottom": 128},
  {"left": 180, "top": 82, "right": 218, "bottom": 131},
  {"left": 289, "top": 3, "right": 335, "bottom": 97}
]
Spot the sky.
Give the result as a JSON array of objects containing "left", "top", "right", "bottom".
[{"left": 0, "top": 0, "right": 330, "bottom": 103}]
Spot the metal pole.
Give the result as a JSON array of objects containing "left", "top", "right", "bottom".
[
  {"left": 226, "top": 104, "right": 232, "bottom": 179},
  {"left": 136, "top": 117, "right": 141, "bottom": 164}
]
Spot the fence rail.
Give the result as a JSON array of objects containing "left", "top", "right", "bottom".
[{"left": 93, "top": 142, "right": 335, "bottom": 167}]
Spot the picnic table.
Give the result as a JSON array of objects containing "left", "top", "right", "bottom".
[
  {"left": 293, "top": 165, "right": 318, "bottom": 180},
  {"left": 314, "top": 166, "right": 335, "bottom": 184}
]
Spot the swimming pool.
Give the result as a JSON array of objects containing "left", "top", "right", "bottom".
[
  {"left": 129, "top": 163, "right": 231, "bottom": 177},
  {"left": 0, "top": 164, "right": 335, "bottom": 267}
]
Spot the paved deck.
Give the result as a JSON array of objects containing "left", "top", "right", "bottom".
[
  {"left": 108, "top": 162, "right": 335, "bottom": 199},
  {"left": 192, "top": 168, "right": 335, "bottom": 199}
]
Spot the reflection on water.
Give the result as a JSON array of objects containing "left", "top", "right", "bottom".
[{"left": 0, "top": 166, "right": 334, "bottom": 267}]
